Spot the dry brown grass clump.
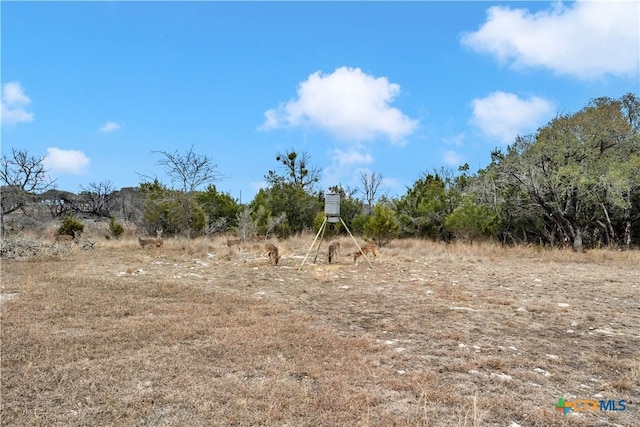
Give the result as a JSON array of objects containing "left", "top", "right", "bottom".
[{"left": 1, "top": 236, "right": 638, "bottom": 426}]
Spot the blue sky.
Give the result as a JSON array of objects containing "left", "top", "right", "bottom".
[{"left": 2, "top": 1, "right": 638, "bottom": 203}]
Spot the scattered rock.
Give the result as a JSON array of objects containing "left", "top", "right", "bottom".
[
  {"left": 533, "top": 368, "right": 550, "bottom": 377},
  {"left": 594, "top": 328, "right": 623, "bottom": 336},
  {"left": 450, "top": 306, "right": 478, "bottom": 312},
  {"left": 490, "top": 372, "right": 512, "bottom": 381}
]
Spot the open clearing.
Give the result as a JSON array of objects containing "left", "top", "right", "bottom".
[{"left": 1, "top": 237, "right": 639, "bottom": 426}]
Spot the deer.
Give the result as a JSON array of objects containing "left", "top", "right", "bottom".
[
  {"left": 353, "top": 243, "right": 379, "bottom": 264},
  {"left": 138, "top": 229, "right": 163, "bottom": 249},
  {"left": 226, "top": 237, "right": 242, "bottom": 252},
  {"left": 54, "top": 230, "right": 79, "bottom": 244},
  {"left": 328, "top": 241, "right": 341, "bottom": 264},
  {"left": 263, "top": 243, "right": 280, "bottom": 266}
]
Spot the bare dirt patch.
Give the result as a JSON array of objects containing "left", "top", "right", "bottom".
[{"left": 1, "top": 237, "right": 638, "bottom": 426}]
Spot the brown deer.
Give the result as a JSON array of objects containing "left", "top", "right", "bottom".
[
  {"left": 226, "top": 237, "right": 242, "bottom": 252},
  {"left": 263, "top": 243, "right": 280, "bottom": 266},
  {"left": 138, "top": 229, "right": 163, "bottom": 249},
  {"left": 353, "top": 243, "right": 379, "bottom": 264},
  {"left": 328, "top": 241, "right": 341, "bottom": 264},
  {"left": 54, "top": 230, "right": 78, "bottom": 244}
]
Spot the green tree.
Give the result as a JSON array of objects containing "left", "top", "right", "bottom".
[
  {"left": 251, "top": 149, "right": 323, "bottom": 236},
  {"left": 363, "top": 203, "right": 399, "bottom": 246},
  {"left": 140, "top": 180, "right": 175, "bottom": 235},
  {"left": 479, "top": 94, "right": 640, "bottom": 250},
  {"left": 250, "top": 183, "right": 320, "bottom": 236},
  {"left": 195, "top": 185, "right": 241, "bottom": 233},
  {"left": 443, "top": 195, "right": 498, "bottom": 244},
  {"left": 266, "top": 149, "right": 320, "bottom": 190},
  {"left": 396, "top": 173, "right": 451, "bottom": 239}
]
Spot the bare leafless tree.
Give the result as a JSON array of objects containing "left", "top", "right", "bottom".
[
  {"left": 80, "top": 181, "right": 115, "bottom": 218},
  {"left": 153, "top": 144, "right": 222, "bottom": 193},
  {"left": 1, "top": 148, "right": 55, "bottom": 236},
  {"left": 359, "top": 170, "right": 383, "bottom": 207},
  {"left": 236, "top": 206, "right": 257, "bottom": 241}
]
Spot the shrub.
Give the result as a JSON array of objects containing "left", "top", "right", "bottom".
[
  {"left": 350, "top": 213, "right": 370, "bottom": 236},
  {"left": 108, "top": 216, "right": 125, "bottom": 239},
  {"left": 58, "top": 215, "right": 84, "bottom": 237},
  {"left": 363, "top": 204, "right": 399, "bottom": 246},
  {"left": 443, "top": 196, "right": 498, "bottom": 243}
]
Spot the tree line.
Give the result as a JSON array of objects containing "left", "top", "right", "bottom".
[{"left": 2, "top": 93, "right": 638, "bottom": 251}]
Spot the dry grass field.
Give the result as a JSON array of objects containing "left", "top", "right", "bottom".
[{"left": 1, "top": 235, "right": 639, "bottom": 426}]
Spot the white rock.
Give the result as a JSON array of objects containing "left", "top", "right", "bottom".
[
  {"left": 533, "top": 368, "right": 550, "bottom": 377},
  {"left": 595, "top": 328, "right": 622, "bottom": 336},
  {"left": 451, "top": 306, "right": 477, "bottom": 311},
  {"left": 558, "top": 303, "right": 570, "bottom": 308},
  {"left": 490, "top": 372, "right": 512, "bottom": 381}
]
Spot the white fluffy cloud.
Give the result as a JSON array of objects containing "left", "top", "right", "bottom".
[
  {"left": 1, "top": 81, "right": 34, "bottom": 127},
  {"left": 330, "top": 147, "right": 374, "bottom": 168},
  {"left": 443, "top": 150, "right": 465, "bottom": 167},
  {"left": 469, "top": 92, "right": 555, "bottom": 144},
  {"left": 99, "top": 120, "right": 122, "bottom": 133},
  {"left": 442, "top": 132, "right": 465, "bottom": 147},
  {"left": 461, "top": 1, "right": 639, "bottom": 79},
  {"left": 322, "top": 147, "right": 374, "bottom": 188},
  {"left": 261, "top": 66, "right": 418, "bottom": 143},
  {"left": 43, "top": 148, "right": 91, "bottom": 175}
]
